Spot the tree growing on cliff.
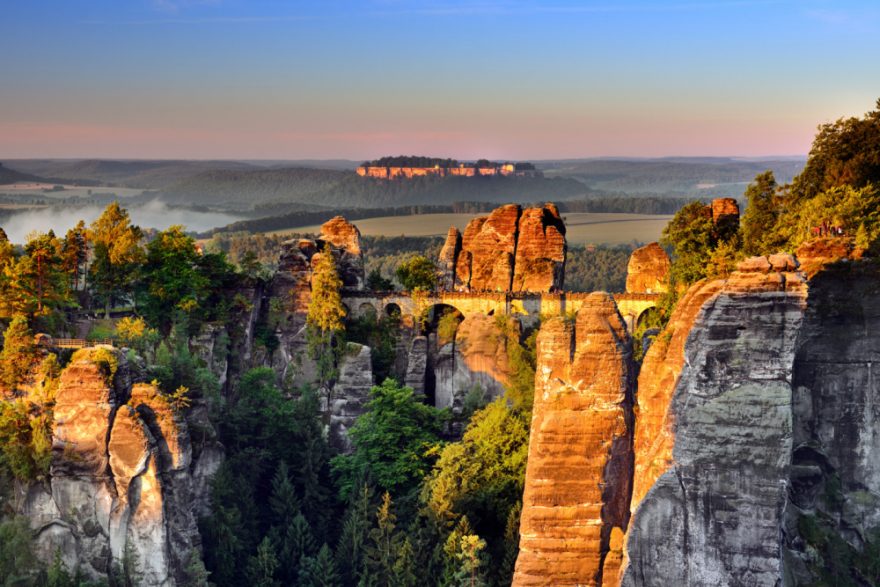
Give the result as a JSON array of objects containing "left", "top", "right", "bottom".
[
  {"left": 306, "top": 245, "right": 347, "bottom": 387},
  {"left": 741, "top": 171, "right": 788, "bottom": 255},
  {"left": 792, "top": 98, "right": 880, "bottom": 201}
]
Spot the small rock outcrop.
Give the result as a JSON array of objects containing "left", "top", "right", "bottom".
[
  {"left": 271, "top": 216, "right": 365, "bottom": 385},
  {"left": 442, "top": 203, "right": 566, "bottom": 292},
  {"left": 512, "top": 203, "right": 567, "bottom": 292},
  {"left": 514, "top": 293, "right": 635, "bottom": 586},
  {"left": 319, "top": 216, "right": 365, "bottom": 289},
  {"left": 710, "top": 197, "right": 740, "bottom": 226},
  {"left": 327, "top": 343, "right": 374, "bottom": 452},
  {"left": 624, "top": 242, "right": 670, "bottom": 294},
  {"left": 438, "top": 228, "right": 462, "bottom": 290}
]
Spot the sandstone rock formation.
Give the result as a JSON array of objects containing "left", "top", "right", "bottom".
[
  {"left": 23, "top": 349, "right": 203, "bottom": 586},
  {"left": 438, "top": 228, "right": 461, "bottom": 290},
  {"left": 326, "top": 343, "right": 374, "bottom": 452},
  {"left": 624, "top": 242, "right": 670, "bottom": 294},
  {"left": 622, "top": 257, "right": 809, "bottom": 586},
  {"left": 710, "top": 197, "right": 740, "bottom": 225},
  {"left": 513, "top": 203, "right": 567, "bottom": 292},
  {"left": 433, "top": 314, "right": 513, "bottom": 417},
  {"left": 270, "top": 216, "right": 364, "bottom": 386},
  {"left": 783, "top": 260, "right": 880, "bottom": 584},
  {"left": 319, "top": 215, "right": 365, "bottom": 289},
  {"left": 442, "top": 203, "right": 566, "bottom": 292},
  {"left": 514, "top": 293, "right": 635, "bottom": 586}
]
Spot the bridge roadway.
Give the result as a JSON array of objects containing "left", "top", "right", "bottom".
[{"left": 341, "top": 290, "right": 660, "bottom": 332}]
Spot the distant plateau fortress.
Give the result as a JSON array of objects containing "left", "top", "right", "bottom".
[{"left": 356, "top": 155, "right": 542, "bottom": 179}]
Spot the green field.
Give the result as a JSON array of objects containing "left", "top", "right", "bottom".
[
  {"left": 269, "top": 212, "right": 673, "bottom": 246},
  {"left": 0, "top": 182, "right": 146, "bottom": 199}
]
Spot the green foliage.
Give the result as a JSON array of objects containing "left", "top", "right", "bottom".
[
  {"left": 346, "top": 312, "right": 400, "bottom": 384},
  {"left": 436, "top": 310, "right": 461, "bottom": 346},
  {"left": 0, "top": 313, "right": 36, "bottom": 390},
  {"left": 88, "top": 202, "right": 144, "bottom": 316},
  {"left": 422, "top": 399, "right": 529, "bottom": 582},
  {"left": 149, "top": 323, "right": 219, "bottom": 402},
  {"left": 660, "top": 201, "right": 718, "bottom": 287},
  {"left": 137, "top": 225, "right": 238, "bottom": 334},
  {"left": 201, "top": 368, "right": 332, "bottom": 586},
  {"left": 0, "top": 399, "right": 52, "bottom": 480},
  {"left": 366, "top": 269, "right": 394, "bottom": 291},
  {"left": 793, "top": 98, "right": 880, "bottom": 201},
  {"left": 564, "top": 245, "right": 630, "bottom": 292},
  {"left": 332, "top": 379, "right": 447, "bottom": 501},
  {"left": 395, "top": 256, "right": 438, "bottom": 292},
  {"left": 335, "top": 484, "right": 375, "bottom": 585},
  {"left": 299, "top": 544, "right": 342, "bottom": 587},
  {"left": 741, "top": 171, "right": 786, "bottom": 255},
  {"left": 0, "top": 517, "right": 37, "bottom": 585},
  {"left": 307, "top": 245, "right": 347, "bottom": 387},
  {"left": 245, "top": 537, "right": 280, "bottom": 587}
]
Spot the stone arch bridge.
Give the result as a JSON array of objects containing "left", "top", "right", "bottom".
[{"left": 341, "top": 290, "right": 660, "bottom": 332}]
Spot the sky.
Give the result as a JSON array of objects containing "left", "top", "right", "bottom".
[{"left": 1, "top": 0, "right": 879, "bottom": 160}]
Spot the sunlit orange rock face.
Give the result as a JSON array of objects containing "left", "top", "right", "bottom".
[
  {"left": 438, "top": 227, "right": 461, "bottom": 290},
  {"left": 624, "top": 242, "right": 670, "bottom": 294},
  {"left": 514, "top": 292, "right": 635, "bottom": 587},
  {"left": 442, "top": 203, "right": 566, "bottom": 292},
  {"left": 513, "top": 203, "right": 567, "bottom": 292}
]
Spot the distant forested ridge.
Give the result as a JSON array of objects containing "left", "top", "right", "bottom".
[
  {"left": 158, "top": 167, "right": 587, "bottom": 210},
  {"left": 542, "top": 157, "right": 805, "bottom": 198},
  {"left": 204, "top": 196, "right": 692, "bottom": 236}
]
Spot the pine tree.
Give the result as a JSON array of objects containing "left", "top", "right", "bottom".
[
  {"left": 741, "top": 170, "right": 783, "bottom": 255},
  {"left": 268, "top": 462, "right": 300, "bottom": 527},
  {"left": 336, "top": 483, "right": 375, "bottom": 586},
  {"left": 391, "top": 537, "right": 418, "bottom": 587},
  {"left": 306, "top": 244, "right": 346, "bottom": 387},
  {"left": 299, "top": 544, "right": 342, "bottom": 587},
  {"left": 0, "top": 314, "right": 35, "bottom": 390},
  {"left": 245, "top": 537, "right": 280, "bottom": 587},
  {"left": 363, "top": 492, "right": 401, "bottom": 583},
  {"left": 499, "top": 502, "right": 522, "bottom": 585}
]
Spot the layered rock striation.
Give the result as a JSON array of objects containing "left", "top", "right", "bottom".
[
  {"left": 514, "top": 293, "right": 635, "bottom": 586},
  {"left": 440, "top": 203, "right": 566, "bottom": 292}
]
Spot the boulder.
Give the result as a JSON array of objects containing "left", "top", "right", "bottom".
[{"left": 625, "top": 243, "right": 670, "bottom": 294}]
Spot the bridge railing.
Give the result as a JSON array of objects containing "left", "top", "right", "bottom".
[{"left": 49, "top": 338, "right": 115, "bottom": 349}]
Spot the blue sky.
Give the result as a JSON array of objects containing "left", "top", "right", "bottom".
[{"left": 1, "top": 0, "right": 878, "bottom": 159}]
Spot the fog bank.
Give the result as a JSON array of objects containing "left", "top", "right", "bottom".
[{"left": 0, "top": 201, "right": 244, "bottom": 243}]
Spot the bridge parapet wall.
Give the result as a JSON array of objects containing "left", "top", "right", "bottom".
[{"left": 341, "top": 290, "right": 660, "bottom": 332}]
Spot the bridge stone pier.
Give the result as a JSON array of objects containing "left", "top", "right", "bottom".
[{"left": 342, "top": 290, "right": 660, "bottom": 332}]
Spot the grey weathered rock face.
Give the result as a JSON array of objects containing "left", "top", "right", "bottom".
[
  {"left": 326, "top": 343, "right": 374, "bottom": 452},
  {"left": 783, "top": 262, "right": 880, "bottom": 584},
  {"left": 20, "top": 350, "right": 204, "bottom": 587},
  {"left": 403, "top": 335, "right": 427, "bottom": 397},
  {"left": 621, "top": 261, "right": 809, "bottom": 586}
]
